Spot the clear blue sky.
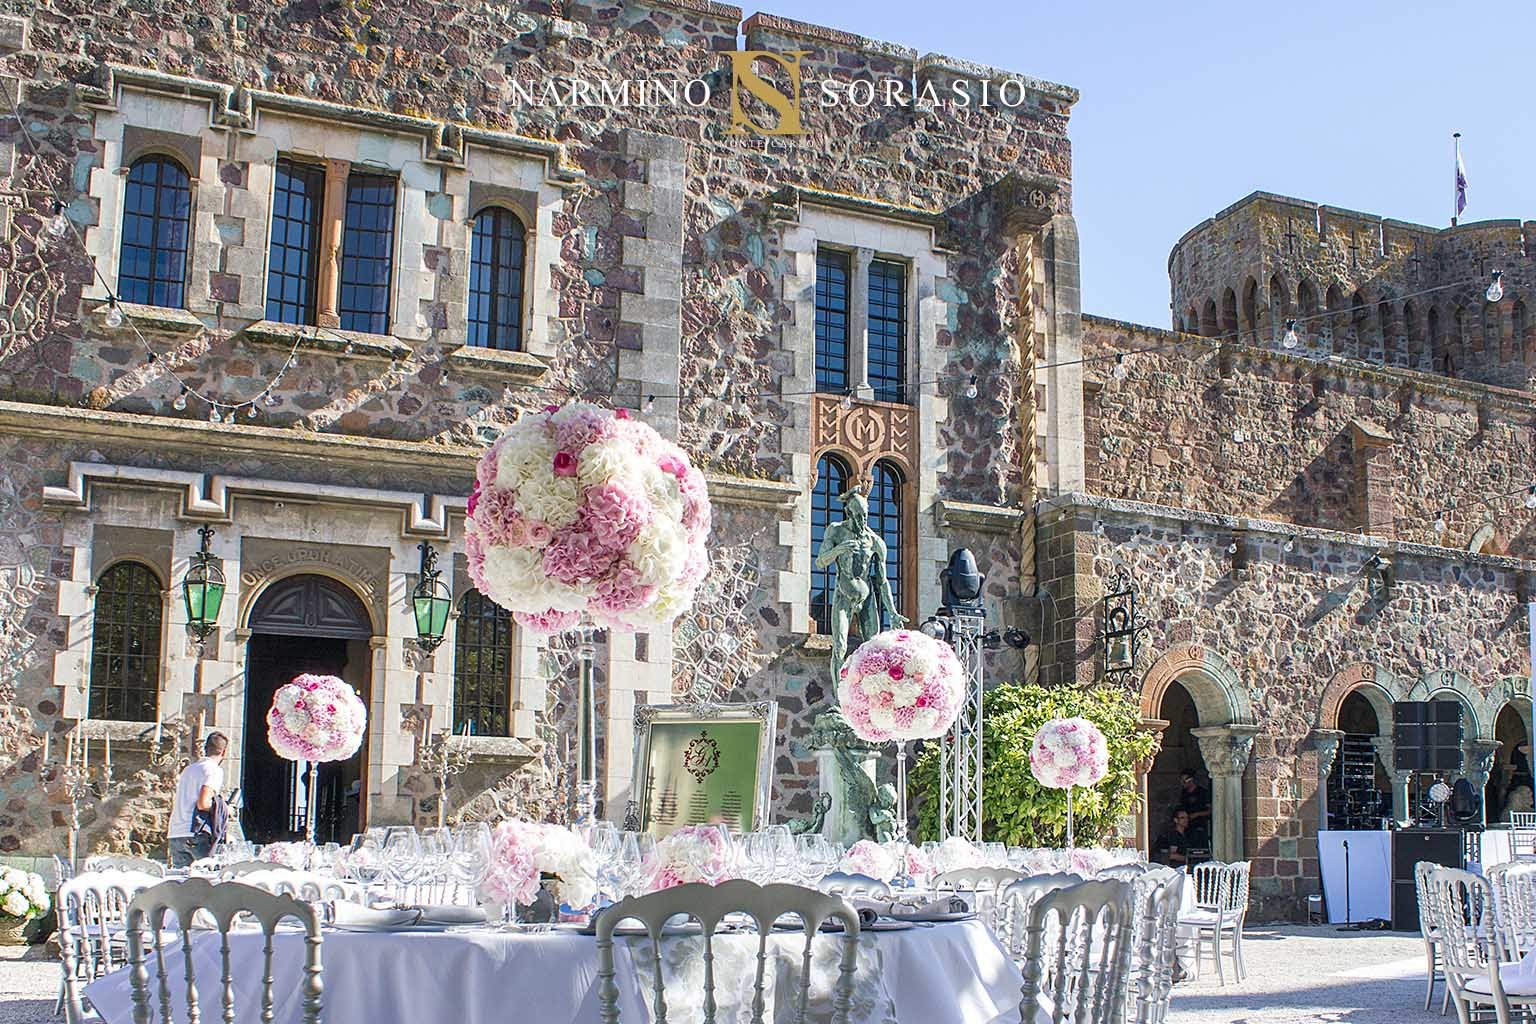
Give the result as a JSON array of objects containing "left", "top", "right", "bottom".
[{"left": 757, "top": 0, "right": 1532, "bottom": 327}]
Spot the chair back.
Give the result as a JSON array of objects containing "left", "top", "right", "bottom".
[
  {"left": 1509, "top": 812, "right": 1536, "bottom": 829},
  {"left": 58, "top": 870, "right": 162, "bottom": 1024},
  {"left": 934, "top": 866, "right": 1027, "bottom": 933},
  {"left": 125, "top": 877, "right": 323, "bottom": 1024},
  {"left": 1187, "top": 860, "right": 1248, "bottom": 920},
  {"left": 999, "top": 872, "right": 1083, "bottom": 960},
  {"left": 1129, "top": 871, "right": 1185, "bottom": 1024},
  {"left": 1487, "top": 860, "right": 1536, "bottom": 959},
  {"left": 595, "top": 878, "right": 860, "bottom": 1024},
  {"left": 221, "top": 860, "right": 280, "bottom": 878},
  {"left": 1019, "top": 878, "right": 1135, "bottom": 1024},
  {"left": 1098, "top": 863, "right": 1149, "bottom": 882},
  {"left": 83, "top": 855, "right": 166, "bottom": 877},
  {"left": 240, "top": 869, "right": 353, "bottom": 903},
  {"left": 817, "top": 872, "right": 891, "bottom": 899}
]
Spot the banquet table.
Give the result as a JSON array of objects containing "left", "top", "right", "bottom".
[{"left": 85, "top": 918, "right": 1023, "bottom": 1024}]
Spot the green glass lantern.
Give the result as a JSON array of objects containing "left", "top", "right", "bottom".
[
  {"left": 182, "top": 525, "right": 225, "bottom": 644},
  {"left": 412, "top": 542, "right": 453, "bottom": 652}
]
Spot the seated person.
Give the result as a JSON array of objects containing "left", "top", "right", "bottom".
[
  {"left": 1177, "top": 771, "right": 1212, "bottom": 826},
  {"left": 1153, "top": 809, "right": 1209, "bottom": 867},
  {"left": 1505, "top": 784, "right": 1534, "bottom": 822}
]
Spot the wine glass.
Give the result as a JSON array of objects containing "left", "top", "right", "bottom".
[
  {"left": 617, "top": 831, "right": 657, "bottom": 897},
  {"left": 382, "top": 827, "right": 422, "bottom": 904},
  {"left": 700, "top": 825, "right": 735, "bottom": 884},
  {"left": 586, "top": 823, "right": 621, "bottom": 902},
  {"left": 447, "top": 823, "right": 492, "bottom": 905},
  {"left": 349, "top": 832, "right": 385, "bottom": 903}
]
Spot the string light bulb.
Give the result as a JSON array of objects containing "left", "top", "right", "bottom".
[
  {"left": 1524, "top": 485, "right": 1536, "bottom": 510},
  {"left": 1281, "top": 319, "right": 1299, "bottom": 350},
  {"left": 103, "top": 301, "right": 123, "bottom": 329},
  {"left": 246, "top": 404, "right": 258, "bottom": 419},
  {"left": 1226, "top": 541, "right": 1238, "bottom": 555},
  {"left": 644, "top": 394, "right": 657, "bottom": 414},
  {"left": 1112, "top": 355, "right": 1128, "bottom": 381},
  {"left": 263, "top": 392, "right": 279, "bottom": 408},
  {"left": 839, "top": 392, "right": 852, "bottom": 411},
  {"left": 1233, "top": 428, "right": 1246, "bottom": 444},
  {"left": 208, "top": 406, "right": 222, "bottom": 424},
  {"left": 1487, "top": 271, "right": 1505, "bottom": 304},
  {"left": 46, "top": 199, "right": 68, "bottom": 238},
  {"left": 172, "top": 387, "right": 188, "bottom": 411},
  {"left": 1282, "top": 536, "right": 1296, "bottom": 553},
  {"left": 964, "top": 375, "right": 979, "bottom": 399},
  {"left": 1434, "top": 512, "right": 1448, "bottom": 535}
]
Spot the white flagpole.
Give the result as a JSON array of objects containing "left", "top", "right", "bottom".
[{"left": 1453, "top": 132, "right": 1462, "bottom": 227}]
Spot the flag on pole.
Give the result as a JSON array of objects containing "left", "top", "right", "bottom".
[{"left": 1455, "top": 140, "right": 1468, "bottom": 218}]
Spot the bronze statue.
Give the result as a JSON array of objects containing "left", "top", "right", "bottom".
[{"left": 814, "top": 487, "right": 906, "bottom": 686}]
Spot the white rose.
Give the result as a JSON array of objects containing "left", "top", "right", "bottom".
[{"left": 2, "top": 891, "right": 27, "bottom": 917}]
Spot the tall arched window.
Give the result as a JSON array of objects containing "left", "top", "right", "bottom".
[
  {"left": 453, "top": 589, "right": 513, "bottom": 737},
  {"left": 88, "top": 561, "right": 164, "bottom": 722},
  {"left": 869, "top": 460, "right": 905, "bottom": 625},
  {"left": 118, "top": 156, "right": 192, "bottom": 309},
  {"left": 1219, "top": 287, "right": 1239, "bottom": 340},
  {"left": 809, "top": 453, "right": 850, "bottom": 634},
  {"left": 469, "top": 207, "right": 527, "bottom": 350}
]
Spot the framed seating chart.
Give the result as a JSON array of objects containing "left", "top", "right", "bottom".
[{"left": 629, "top": 701, "right": 777, "bottom": 837}]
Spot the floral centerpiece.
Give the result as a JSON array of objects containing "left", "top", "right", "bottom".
[
  {"left": 1029, "top": 717, "right": 1110, "bottom": 848},
  {"left": 648, "top": 825, "right": 731, "bottom": 890},
  {"left": 837, "top": 630, "right": 965, "bottom": 744},
  {"left": 258, "top": 841, "right": 310, "bottom": 870},
  {"left": 464, "top": 402, "right": 712, "bottom": 632},
  {"left": 887, "top": 841, "right": 932, "bottom": 885},
  {"left": 0, "top": 867, "right": 48, "bottom": 944},
  {"left": 930, "top": 835, "right": 985, "bottom": 875},
  {"left": 267, "top": 674, "right": 367, "bottom": 763},
  {"left": 841, "top": 839, "right": 899, "bottom": 881},
  {"left": 479, "top": 821, "right": 598, "bottom": 913}
]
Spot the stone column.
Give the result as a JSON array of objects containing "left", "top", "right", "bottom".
[
  {"left": 849, "top": 246, "right": 875, "bottom": 399},
  {"left": 1192, "top": 724, "right": 1260, "bottom": 863},
  {"left": 1136, "top": 718, "right": 1169, "bottom": 854},
  {"left": 1311, "top": 728, "right": 1345, "bottom": 829},
  {"left": 1372, "top": 736, "right": 1412, "bottom": 823},
  {"left": 316, "top": 158, "right": 351, "bottom": 329}
]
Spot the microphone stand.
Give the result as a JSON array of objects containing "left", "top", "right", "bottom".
[{"left": 1336, "top": 837, "right": 1364, "bottom": 931}]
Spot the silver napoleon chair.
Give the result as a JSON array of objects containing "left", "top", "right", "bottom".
[
  {"left": 1020, "top": 878, "right": 1137, "bottom": 1024},
  {"left": 934, "top": 866, "right": 1028, "bottom": 933},
  {"left": 1416, "top": 859, "right": 1453, "bottom": 1014},
  {"left": 1486, "top": 859, "right": 1536, "bottom": 962},
  {"left": 595, "top": 878, "right": 861, "bottom": 1024},
  {"left": 82, "top": 855, "right": 166, "bottom": 878},
  {"left": 999, "top": 872, "right": 1085, "bottom": 961},
  {"left": 124, "top": 877, "right": 324, "bottom": 1024},
  {"left": 56, "top": 870, "right": 163, "bottom": 1024},
  {"left": 239, "top": 868, "right": 355, "bottom": 903},
  {"left": 1126, "top": 868, "right": 1185, "bottom": 1024},
  {"left": 1421, "top": 864, "right": 1535, "bottom": 1024},
  {"left": 817, "top": 871, "right": 893, "bottom": 899}
]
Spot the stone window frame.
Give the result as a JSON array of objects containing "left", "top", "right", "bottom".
[
  {"left": 465, "top": 200, "right": 532, "bottom": 351},
  {"left": 778, "top": 197, "right": 954, "bottom": 635}
]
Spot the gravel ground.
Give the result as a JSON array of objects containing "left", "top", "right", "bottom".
[{"left": 0, "top": 925, "right": 1450, "bottom": 1023}]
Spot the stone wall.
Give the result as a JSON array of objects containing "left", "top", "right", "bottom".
[{"left": 1168, "top": 192, "right": 1536, "bottom": 391}]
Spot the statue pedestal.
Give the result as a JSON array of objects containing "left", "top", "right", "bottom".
[{"left": 810, "top": 708, "right": 881, "bottom": 845}]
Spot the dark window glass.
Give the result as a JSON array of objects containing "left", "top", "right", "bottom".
[
  {"left": 453, "top": 589, "right": 512, "bottom": 737},
  {"left": 118, "top": 156, "right": 192, "bottom": 309},
  {"left": 468, "top": 208, "right": 527, "bottom": 349},
  {"left": 810, "top": 454, "right": 850, "bottom": 635},
  {"left": 868, "top": 258, "right": 907, "bottom": 403},
  {"left": 870, "top": 461, "right": 905, "bottom": 624},
  {"left": 815, "top": 248, "right": 851, "bottom": 393},
  {"left": 88, "top": 562, "right": 163, "bottom": 722},
  {"left": 265, "top": 159, "right": 325, "bottom": 325},
  {"left": 338, "top": 173, "right": 396, "bottom": 334}
]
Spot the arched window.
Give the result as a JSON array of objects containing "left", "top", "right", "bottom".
[
  {"left": 869, "top": 460, "right": 906, "bottom": 625},
  {"left": 1219, "top": 287, "right": 1239, "bottom": 340},
  {"left": 1377, "top": 299, "right": 1396, "bottom": 362},
  {"left": 810, "top": 453, "right": 850, "bottom": 634},
  {"left": 118, "top": 156, "right": 191, "bottom": 309},
  {"left": 1403, "top": 300, "right": 1422, "bottom": 368},
  {"left": 1349, "top": 290, "right": 1369, "bottom": 355},
  {"left": 1200, "top": 299, "right": 1218, "bottom": 338},
  {"left": 88, "top": 561, "right": 164, "bottom": 722},
  {"left": 453, "top": 589, "right": 513, "bottom": 737},
  {"left": 1514, "top": 300, "right": 1529, "bottom": 361},
  {"left": 1325, "top": 283, "right": 1346, "bottom": 350},
  {"left": 468, "top": 207, "right": 527, "bottom": 350},
  {"left": 1268, "top": 274, "right": 1290, "bottom": 339},
  {"left": 1483, "top": 302, "right": 1502, "bottom": 358},
  {"left": 1298, "top": 280, "right": 1319, "bottom": 320},
  {"left": 1240, "top": 278, "right": 1259, "bottom": 342}
]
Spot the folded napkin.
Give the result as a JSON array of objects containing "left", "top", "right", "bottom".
[
  {"left": 407, "top": 904, "right": 487, "bottom": 926},
  {"left": 846, "top": 895, "right": 970, "bottom": 927},
  {"left": 330, "top": 903, "right": 421, "bottom": 930}
]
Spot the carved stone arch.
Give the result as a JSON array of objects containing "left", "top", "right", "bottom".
[
  {"left": 810, "top": 397, "right": 917, "bottom": 494},
  {"left": 1488, "top": 676, "right": 1535, "bottom": 743},
  {"left": 1407, "top": 668, "right": 1485, "bottom": 738},
  {"left": 809, "top": 447, "right": 859, "bottom": 490},
  {"left": 1317, "top": 662, "right": 1405, "bottom": 731},
  {"left": 243, "top": 571, "right": 376, "bottom": 638},
  {"left": 1139, "top": 643, "right": 1252, "bottom": 725}
]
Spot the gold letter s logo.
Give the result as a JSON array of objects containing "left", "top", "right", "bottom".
[{"left": 727, "top": 51, "right": 806, "bottom": 136}]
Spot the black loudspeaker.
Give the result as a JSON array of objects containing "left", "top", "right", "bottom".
[
  {"left": 1392, "top": 701, "right": 1463, "bottom": 772},
  {"left": 1391, "top": 829, "right": 1462, "bottom": 931}
]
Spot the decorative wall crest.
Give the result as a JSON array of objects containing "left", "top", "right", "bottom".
[{"left": 811, "top": 394, "right": 917, "bottom": 488}]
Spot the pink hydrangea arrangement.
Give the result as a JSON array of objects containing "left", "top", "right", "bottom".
[
  {"left": 836, "top": 629, "right": 966, "bottom": 744},
  {"left": 1029, "top": 717, "right": 1109, "bottom": 790},
  {"left": 266, "top": 674, "right": 367, "bottom": 763},
  {"left": 931, "top": 835, "right": 985, "bottom": 874},
  {"left": 464, "top": 402, "right": 712, "bottom": 632},
  {"left": 841, "top": 839, "right": 899, "bottom": 881},
  {"left": 648, "top": 825, "right": 732, "bottom": 890},
  {"left": 1069, "top": 848, "right": 1117, "bottom": 875},
  {"left": 887, "top": 841, "right": 932, "bottom": 883},
  {"left": 478, "top": 820, "right": 597, "bottom": 909},
  {"left": 258, "top": 842, "right": 309, "bottom": 870}
]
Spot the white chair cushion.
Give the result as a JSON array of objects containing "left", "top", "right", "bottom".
[
  {"left": 1176, "top": 909, "right": 1238, "bottom": 928},
  {"left": 1464, "top": 964, "right": 1536, "bottom": 997}
]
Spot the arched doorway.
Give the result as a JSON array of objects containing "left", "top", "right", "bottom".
[
  {"left": 1326, "top": 691, "right": 1392, "bottom": 829},
  {"left": 242, "top": 574, "right": 374, "bottom": 844},
  {"left": 1488, "top": 702, "right": 1532, "bottom": 823},
  {"left": 1147, "top": 681, "right": 1212, "bottom": 865}
]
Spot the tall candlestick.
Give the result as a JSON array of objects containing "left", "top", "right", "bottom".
[
  {"left": 104, "top": 731, "right": 111, "bottom": 771},
  {"left": 41, "top": 731, "right": 49, "bottom": 765},
  {"left": 152, "top": 719, "right": 162, "bottom": 749},
  {"left": 81, "top": 726, "right": 89, "bottom": 773}
]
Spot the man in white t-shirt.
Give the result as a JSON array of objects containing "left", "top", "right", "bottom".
[{"left": 167, "top": 732, "right": 228, "bottom": 868}]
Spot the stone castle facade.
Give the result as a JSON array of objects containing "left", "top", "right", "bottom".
[{"left": 0, "top": 0, "right": 1528, "bottom": 918}]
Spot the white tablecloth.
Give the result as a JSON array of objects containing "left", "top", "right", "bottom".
[
  {"left": 1318, "top": 830, "right": 1391, "bottom": 924},
  {"left": 86, "top": 919, "right": 1022, "bottom": 1024}
]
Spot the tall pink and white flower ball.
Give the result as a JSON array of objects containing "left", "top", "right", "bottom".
[
  {"left": 836, "top": 629, "right": 966, "bottom": 744},
  {"left": 464, "top": 402, "right": 712, "bottom": 632},
  {"left": 266, "top": 674, "right": 367, "bottom": 763},
  {"left": 1028, "top": 716, "right": 1110, "bottom": 790}
]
